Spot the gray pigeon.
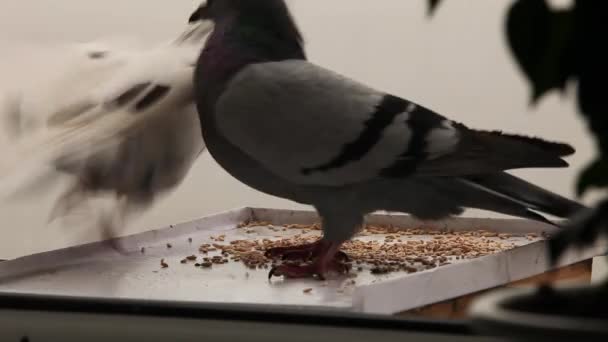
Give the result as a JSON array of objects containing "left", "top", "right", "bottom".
[
  {"left": 189, "top": 0, "right": 585, "bottom": 279},
  {"left": 0, "top": 20, "right": 213, "bottom": 245}
]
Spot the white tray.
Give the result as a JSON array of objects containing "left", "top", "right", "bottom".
[{"left": 0, "top": 207, "right": 604, "bottom": 315}]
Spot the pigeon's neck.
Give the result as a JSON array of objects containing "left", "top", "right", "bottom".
[{"left": 197, "top": 16, "right": 306, "bottom": 84}]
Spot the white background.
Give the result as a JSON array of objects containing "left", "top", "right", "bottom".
[{"left": 0, "top": 0, "right": 601, "bottom": 280}]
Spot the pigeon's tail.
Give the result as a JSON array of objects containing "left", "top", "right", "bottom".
[
  {"left": 458, "top": 172, "right": 586, "bottom": 225},
  {"left": 481, "top": 130, "right": 576, "bottom": 158},
  {"left": 418, "top": 128, "right": 576, "bottom": 177},
  {"left": 0, "top": 91, "right": 24, "bottom": 140},
  {"left": 0, "top": 91, "right": 57, "bottom": 197},
  {"left": 462, "top": 128, "right": 576, "bottom": 170},
  {"left": 464, "top": 172, "right": 584, "bottom": 218},
  {"left": 0, "top": 98, "right": 141, "bottom": 200}
]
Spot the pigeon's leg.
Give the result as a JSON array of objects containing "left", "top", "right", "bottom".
[
  {"left": 549, "top": 200, "right": 608, "bottom": 264},
  {"left": 268, "top": 239, "right": 350, "bottom": 280},
  {"left": 268, "top": 209, "right": 361, "bottom": 280},
  {"left": 97, "top": 197, "right": 127, "bottom": 255},
  {"left": 99, "top": 196, "right": 139, "bottom": 256},
  {"left": 48, "top": 182, "right": 88, "bottom": 223},
  {"left": 265, "top": 239, "right": 349, "bottom": 262}
]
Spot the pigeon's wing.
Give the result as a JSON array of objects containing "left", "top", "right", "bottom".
[
  {"left": 215, "top": 60, "right": 573, "bottom": 187},
  {"left": 1, "top": 40, "right": 131, "bottom": 140},
  {"left": 0, "top": 41, "right": 200, "bottom": 197}
]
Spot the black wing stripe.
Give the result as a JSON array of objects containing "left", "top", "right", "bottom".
[
  {"left": 301, "top": 95, "right": 409, "bottom": 175},
  {"left": 112, "top": 83, "right": 151, "bottom": 108},
  {"left": 134, "top": 85, "right": 171, "bottom": 112},
  {"left": 380, "top": 105, "right": 446, "bottom": 177}
]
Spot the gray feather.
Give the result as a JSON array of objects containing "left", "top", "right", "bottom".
[
  {"left": 411, "top": 125, "right": 574, "bottom": 177},
  {"left": 217, "top": 60, "right": 577, "bottom": 190},
  {"left": 463, "top": 172, "right": 585, "bottom": 218},
  {"left": 386, "top": 176, "right": 558, "bottom": 225}
]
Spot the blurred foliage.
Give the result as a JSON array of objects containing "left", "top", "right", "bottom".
[
  {"left": 506, "top": 0, "right": 575, "bottom": 105},
  {"left": 428, "top": 0, "right": 608, "bottom": 260}
]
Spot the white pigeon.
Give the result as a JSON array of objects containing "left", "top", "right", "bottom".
[{"left": 0, "top": 20, "right": 213, "bottom": 245}]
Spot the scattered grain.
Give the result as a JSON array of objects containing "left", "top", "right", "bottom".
[{"left": 188, "top": 223, "right": 538, "bottom": 276}]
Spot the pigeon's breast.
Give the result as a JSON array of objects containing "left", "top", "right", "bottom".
[{"left": 193, "top": 68, "right": 306, "bottom": 203}]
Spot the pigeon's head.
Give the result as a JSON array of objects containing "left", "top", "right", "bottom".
[
  {"left": 189, "top": 0, "right": 303, "bottom": 51},
  {"left": 188, "top": 0, "right": 228, "bottom": 22},
  {"left": 189, "top": 0, "right": 291, "bottom": 23}
]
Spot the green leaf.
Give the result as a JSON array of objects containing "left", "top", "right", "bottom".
[
  {"left": 574, "top": 0, "right": 608, "bottom": 154},
  {"left": 428, "top": 0, "right": 443, "bottom": 16},
  {"left": 577, "top": 158, "right": 608, "bottom": 196},
  {"left": 505, "top": 0, "right": 576, "bottom": 104},
  {"left": 549, "top": 198, "right": 608, "bottom": 265}
]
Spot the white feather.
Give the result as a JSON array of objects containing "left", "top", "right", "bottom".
[{"left": 0, "top": 20, "right": 213, "bottom": 229}]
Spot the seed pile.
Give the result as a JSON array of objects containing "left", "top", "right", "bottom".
[{"left": 169, "top": 222, "right": 541, "bottom": 275}]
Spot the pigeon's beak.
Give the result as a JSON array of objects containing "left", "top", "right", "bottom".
[{"left": 188, "top": 7, "right": 204, "bottom": 23}]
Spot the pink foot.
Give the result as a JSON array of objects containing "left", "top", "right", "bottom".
[
  {"left": 268, "top": 260, "right": 350, "bottom": 280},
  {"left": 265, "top": 241, "right": 318, "bottom": 260},
  {"left": 268, "top": 240, "right": 349, "bottom": 280},
  {"left": 265, "top": 239, "right": 349, "bottom": 262}
]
